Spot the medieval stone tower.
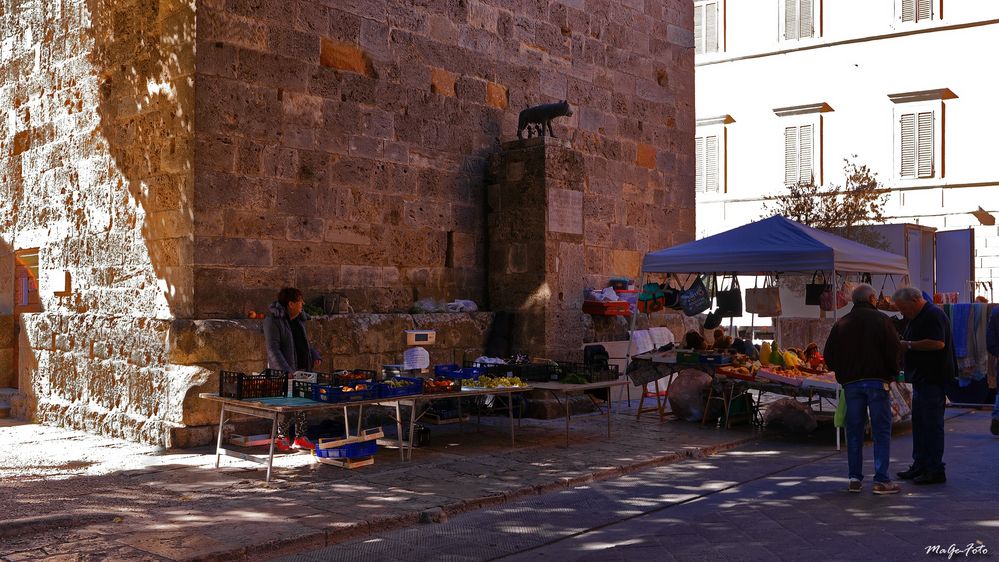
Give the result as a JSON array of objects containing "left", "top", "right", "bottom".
[{"left": 0, "top": 0, "right": 695, "bottom": 445}]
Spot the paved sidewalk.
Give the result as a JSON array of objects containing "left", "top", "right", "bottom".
[
  {"left": 0, "top": 402, "right": 763, "bottom": 561},
  {"left": 281, "top": 409, "right": 995, "bottom": 562}
]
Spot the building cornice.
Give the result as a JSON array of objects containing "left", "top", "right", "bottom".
[
  {"left": 696, "top": 114, "right": 735, "bottom": 126},
  {"left": 772, "top": 102, "right": 834, "bottom": 117},
  {"left": 696, "top": 18, "right": 999, "bottom": 67},
  {"left": 887, "top": 88, "right": 958, "bottom": 103}
]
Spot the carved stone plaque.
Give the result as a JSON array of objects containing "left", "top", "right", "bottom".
[{"left": 547, "top": 188, "right": 583, "bottom": 234}]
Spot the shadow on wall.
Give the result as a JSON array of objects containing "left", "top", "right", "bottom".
[
  {"left": 0, "top": 239, "right": 17, "bottom": 389},
  {"left": 86, "top": 0, "right": 196, "bottom": 319}
]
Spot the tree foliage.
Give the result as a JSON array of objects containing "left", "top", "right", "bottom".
[{"left": 763, "top": 157, "right": 891, "bottom": 248}]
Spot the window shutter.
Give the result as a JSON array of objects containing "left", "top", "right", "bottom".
[
  {"left": 917, "top": 111, "right": 934, "bottom": 178},
  {"left": 798, "top": 124, "right": 813, "bottom": 184},
  {"left": 901, "top": 0, "right": 915, "bottom": 22},
  {"left": 696, "top": 136, "right": 706, "bottom": 192},
  {"left": 917, "top": 0, "right": 932, "bottom": 21},
  {"left": 784, "top": 126, "right": 799, "bottom": 186},
  {"left": 900, "top": 113, "right": 916, "bottom": 178},
  {"left": 694, "top": 4, "right": 704, "bottom": 54},
  {"left": 799, "top": 0, "right": 814, "bottom": 38},
  {"left": 705, "top": 3, "right": 718, "bottom": 53},
  {"left": 705, "top": 135, "right": 719, "bottom": 192},
  {"left": 785, "top": 0, "right": 799, "bottom": 40}
]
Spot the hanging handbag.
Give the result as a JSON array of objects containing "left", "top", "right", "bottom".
[
  {"left": 662, "top": 279, "right": 682, "bottom": 310},
  {"left": 821, "top": 275, "right": 850, "bottom": 311},
  {"left": 745, "top": 275, "right": 782, "bottom": 317},
  {"left": 805, "top": 271, "right": 829, "bottom": 306},
  {"left": 679, "top": 275, "right": 711, "bottom": 317},
  {"left": 637, "top": 282, "right": 664, "bottom": 314},
  {"left": 877, "top": 275, "right": 899, "bottom": 311},
  {"left": 714, "top": 274, "right": 743, "bottom": 317}
]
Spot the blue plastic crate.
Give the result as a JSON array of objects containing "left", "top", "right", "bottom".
[
  {"left": 434, "top": 364, "right": 461, "bottom": 376},
  {"left": 376, "top": 377, "right": 424, "bottom": 398},
  {"left": 313, "top": 384, "right": 378, "bottom": 403},
  {"left": 315, "top": 440, "right": 377, "bottom": 459},
  {"left": 699, "top": 353, "right": 733, "bottom": 365}
]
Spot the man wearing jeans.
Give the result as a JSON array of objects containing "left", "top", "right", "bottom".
[
  {"left": 824, "top": 284, "right": 902, "bottom": 495},
  {"left": 987, "top": 304, "right": 999, "bottom": 436},
  {"left": 895, "top": 287, "right": 956, "bottom": 485}
]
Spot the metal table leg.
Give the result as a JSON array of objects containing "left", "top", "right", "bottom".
[
  {"left": 565, "top": 391, "right": 571, "bottom": 448},
  {"left": 265, "top": 412, "right": 277, "bottom": 483},
  {"left": 214, "top": 404, "right": 226, "bottom": 469},
  {"left": 607, "top": 393, "right": 612, "bottom": 438},
  {"left": 394, "top": 402, "right": 404, "bottom": 461},
  {"left": 508, "top": 390, "right": 515, "bottom": 448},
  {"left": 408, "top": 399, "right": 418, "bottom": 461}
]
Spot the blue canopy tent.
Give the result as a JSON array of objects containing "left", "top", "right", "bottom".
[
  {"left": 630, "top": 215, "right": 909, "bottom": 348},
  {"left": 641, "top": 216, "right": 908, "bottom": 275},
  {"left": 628, "top": 217, "right": 910, "bottom": 449}
]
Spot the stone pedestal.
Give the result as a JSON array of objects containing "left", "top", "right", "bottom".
[{"left": 488, "top": 137, "right": 587, "bottom": 360}]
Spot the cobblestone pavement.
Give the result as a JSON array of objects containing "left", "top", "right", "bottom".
[
  {"left": 0, "top": 401, "right": 761, "bottom": 561},
  {"left": 278, "top": 409, "right": 996, "bottom": 562}
]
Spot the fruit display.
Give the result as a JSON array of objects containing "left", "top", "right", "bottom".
[
  {"left": 382, "top": 379, "right": 413, "bottom": 388},
  {"left": 423, "top": 378, "right": 458, "bottom": 393},
  {"left": 715, "top": 365, "right": 756, "bottom": 381},
  {"left": 460, "top": 375, "right": 527, "bottom": 389},
  {"left": 760, "top": 342, "right": 772, "bottom": 365},
  {"left": 339, "top": 383, "right": 370, "bottom": 392},
  {"left": 756, "top": 366, "right": 808, "bottom": 387}
]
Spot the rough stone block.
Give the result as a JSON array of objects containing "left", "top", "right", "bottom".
[
  {"left": 486, "top": 81, "right": 508, "bottom": 109},
  {"left": 340, "top": 265, "right": 400, "bottom": 288},
  {"left": 319, "top": 38, "right": 376, "bottom": 77},
  {"left": 0, "top": 349, "right": 14, "bottom": 388},
  {"left": 430, "top": 67, "right": 457, "bottom": 97},
  {"left": 194, "top": 238, "right": 272, "bottom": 267}
]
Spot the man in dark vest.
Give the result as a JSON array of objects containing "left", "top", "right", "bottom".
[{"left": 894, "top": 287, "right": 956, "bottom": 485}]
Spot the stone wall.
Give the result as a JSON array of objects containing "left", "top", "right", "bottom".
[
  {"left": 194, "top": 0, "right": 695, "bottom": 318},
  {"left": 0, "top": 315, "right": 13, "bottom": 388},
  {"left": 0, "top": 0, "right": 199, "bottom": 443},
  {"left": 1, "top": 0, "right": 694, "bottom": 446}
]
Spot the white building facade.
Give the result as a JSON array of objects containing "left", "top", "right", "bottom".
[{"left": 694, "top": 0, "right": 999, "bottom": 299}]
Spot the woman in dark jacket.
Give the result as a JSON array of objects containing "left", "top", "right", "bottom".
[{"left": 264, "top": 287, "right": 321, "bottom": 449}]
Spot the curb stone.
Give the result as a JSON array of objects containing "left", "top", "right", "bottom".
[{"left": 0, "top": 512, "right": 120, "bottom": 539}]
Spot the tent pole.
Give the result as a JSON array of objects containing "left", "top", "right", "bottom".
[
  {"left": 832, "top": 269, "right": 838, "bottom": 321},
  {"left": 625, "top": 269, "right": 645, "bottom": 408}
]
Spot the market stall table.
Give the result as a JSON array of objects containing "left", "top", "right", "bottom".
[
  {"left": 200, "top": 386, "right": 534, "bottom": 480},
  {"left": 532, "top": 379, "right": 630, "bottom": 447},
  {"left": 394, "top": 386, "right": 534, "bottom": 461}
]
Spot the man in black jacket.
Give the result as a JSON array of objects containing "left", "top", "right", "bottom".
[
  {"left": 894, "top": 286, "right": 956, "bottom": 484},
  {"left": 824, "top": 283, "right": 902, "bottom": 495}
]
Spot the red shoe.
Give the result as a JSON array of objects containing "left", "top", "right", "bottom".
[
  {"left": 273, "top": 437, "right": 292, "bottom": 451},
  {"left": 292, "top": 437, "right": 314, "bottom": 450}
]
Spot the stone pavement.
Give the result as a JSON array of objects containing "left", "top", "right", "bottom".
[
  {"left": 280, "top": 409, "right": 997, "bottom": 562},
  {"left": 0, "top": 400, "right": 763, "bottom": 561}
]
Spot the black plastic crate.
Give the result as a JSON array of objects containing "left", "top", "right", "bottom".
[
  {"left": 291, "top": 379, "right": 316, "bottom": 399},
  {"left": 558, "top": 362, "right": 620, "bottom": 384},
  {"left": 509, "top": 362, "right": 561, "bottom": 382},
  {"left": 463, "top": 361, "right": 515, "bottom": 378},
  {"left": 219, "top": 369, "right": 287, "bottom": 400}
]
